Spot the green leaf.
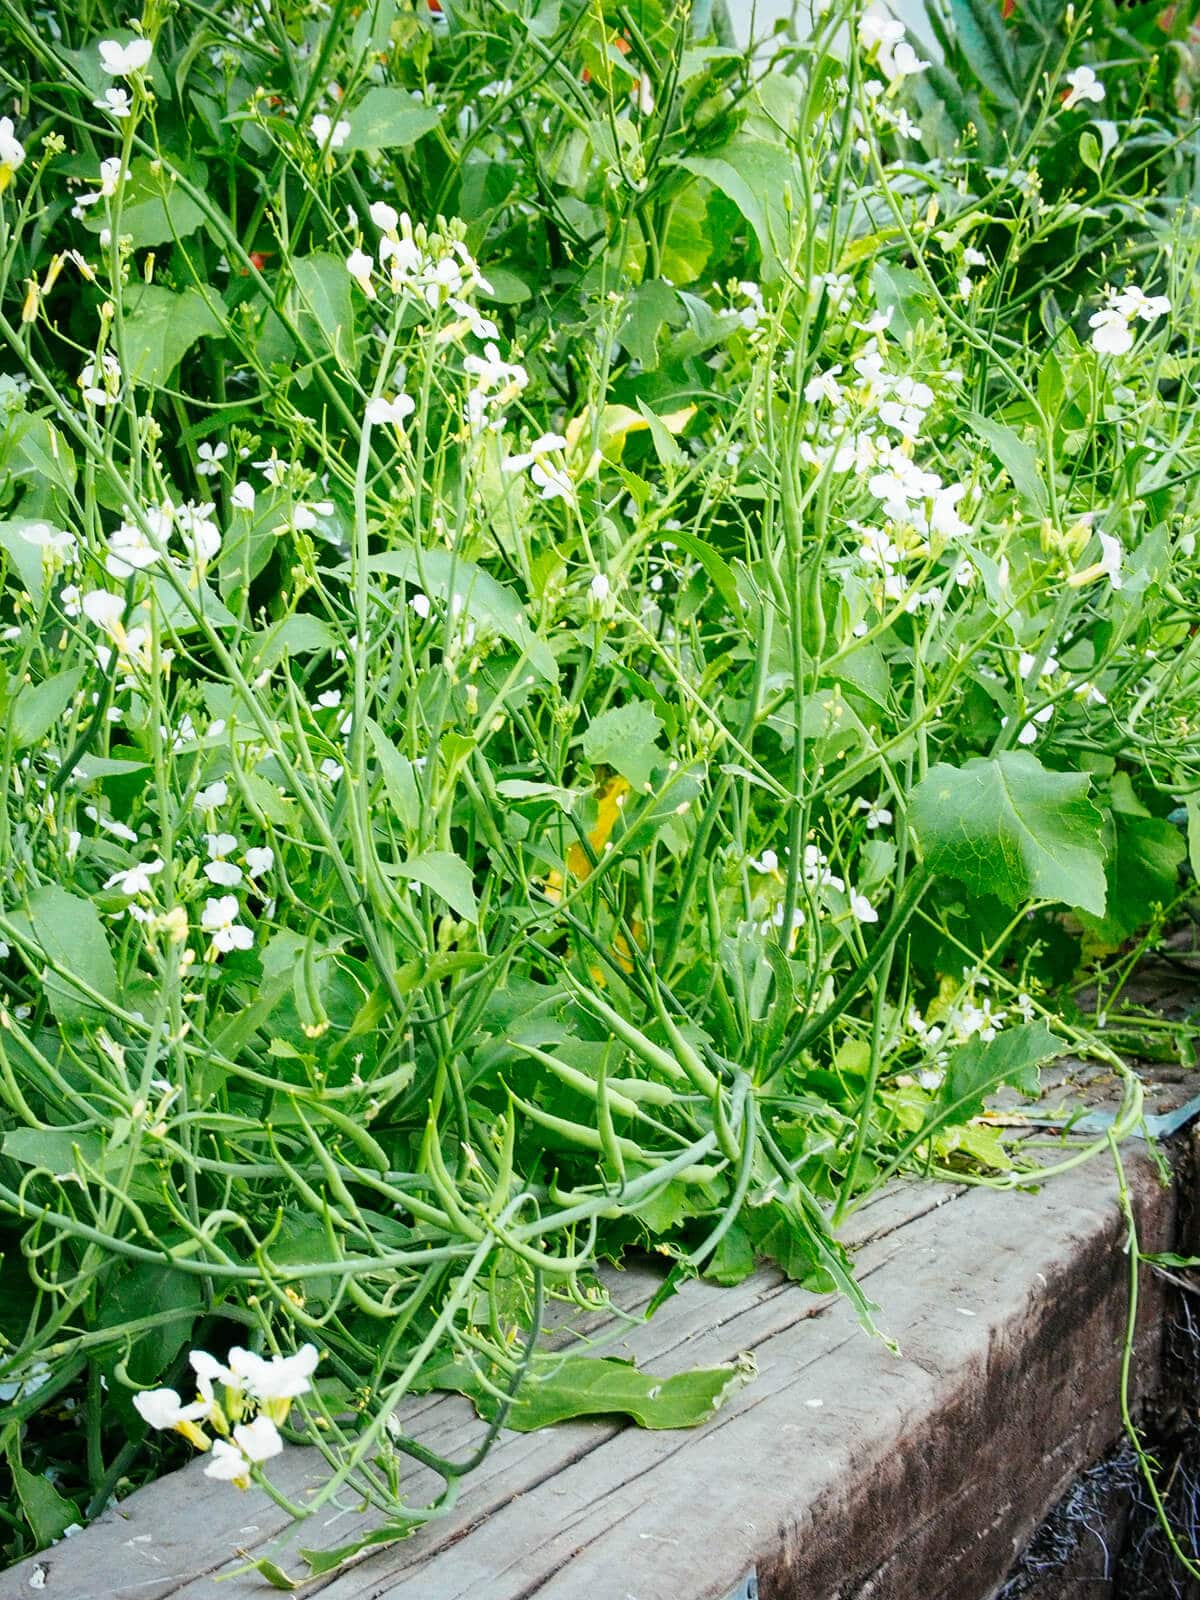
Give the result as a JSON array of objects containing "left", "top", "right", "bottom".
[
  {"left": 909, "top": 751, "right": 1107, "bottom": 915},
  {"left": 81, "top": 157, "right": 208, "bottom": 248},
  {"left": 344, "top": 88, "right": 440, "bottom": 151},
  {"left": 947, "top": 0, "right": 1021, "bottom": 107},
  {"left": 11, "top": 668, "right": 83, "bottom": 749},
  {"left": 937, "top": 1021, "right": 1066, "bottom": 1123},
  {"left": 397, "top": 850, "right": 478, "bottom": 923},
  {"left": 11, "top": 1463, "right": 78, "bottom": 1546},
  {"left": 620, "top": 282, "right": 679, "bottom": 370},
  {"left": 368, "top": 720, "right": 421, "bottom": 830},
  {"left": 1080, "top": 814, "right": 1186, "bottom": 944},
  {"left": 119, "top": 284, "right": 223, "bottom": 388},
  {"left": 366, "top": 548, "right": 556, "bottom": 682},
  {"left": 7, "top": 885, "right": 118, "bottom": 1023},
  {"left": 871, "top": 261, "right": 933, "bottom": 342},
  {"left": 298, "top": 1521, "right": 423, "bottom": 1578},
  {"left": 579, "top": 701, "right": 664, "bottom": 790},
  {"left": 675, "top": 135, "right": 799, "bottom": 277},
  {"left": 478, "top": 266, "right": 531, "bottom": 304},
  {"left": 434, "top": 1353, "right": 755, "bottom": 1430},
  {"left": 289, "top": 252, "right": 357, "bottom": 368},
  {"left": 966, "top": 413, "right": 1048, "bottom": 516}
]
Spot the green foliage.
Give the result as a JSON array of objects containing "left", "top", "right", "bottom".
[{"left": 0, "top": 0, "right": 1195, "bottom": 1571}]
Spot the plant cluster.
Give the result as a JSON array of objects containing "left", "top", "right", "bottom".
[{"left": 0, "top": 0, "right": 1197, "bottom": 1577}]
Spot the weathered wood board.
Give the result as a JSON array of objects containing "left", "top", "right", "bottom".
[{"left": 3, "top": 1136, "right": 1185, "bottom": 1600}]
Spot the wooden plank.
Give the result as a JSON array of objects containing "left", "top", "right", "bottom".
[{"left": 3, "top": 1151, "right": 1174, "bottom": 1600}]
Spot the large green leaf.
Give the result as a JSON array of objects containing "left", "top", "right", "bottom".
[
  {"left": 948, "top": 0, "right": 1022, "bottom": 107},
  {"left": 7, "top": 884, "right": 119, "bottom": 1023},
  {"left": 81, "top": 157, "right": 207, "bottom": 248},
  {"left": 119, "top": 284, "right": 223, "bottom": 388},
  {"left": 344, "top": 88, "right": 440, "bottom": 151},
  {"left": 1080, "top": 813, "right": 1186, "bottom": 944},
  {"left": 288, "top": 252, "right": 357, "bottom": 368},
  {"left": 909, "top": 751, "right": 1107, "bottom": 914},
  {"left": 675, "top": 135, "right": 799, "bottom": 278},
  {"left": 432, "top": 1353, "right": 755, "bottom": 1430}
]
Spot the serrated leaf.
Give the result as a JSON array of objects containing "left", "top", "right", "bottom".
[
  {"left": 909, "top": 751, "right": 1107, "bottom": 914},
  {"left": 397, "top": 850, "right": 478, "bottom": 923},
  {"left": 579, "top": 702, "right": 664, "bottom": 790},
  {"left": 1080, "top": 813, "right": 1186, "bottom": 944},
  {"left": 937, "top": 1021, "right": 1066, "bottom": 1122},
  {"left": 344, "top": 88, "right": 440, "bottom": 151}
]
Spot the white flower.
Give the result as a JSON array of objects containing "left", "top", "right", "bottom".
[
  {"left": 196, "top": 441, "right": 228, "bottom": 477},
  {"left": 410, "top": 592, "right": 431, "bottom": 620},
  {"left": 204, "top": 1439, "right": 252, "bottom": 1485},
  {"left": 245, "top": 846, "right": 274, "bottom": 877},
  {"left": 194, "top": 780, "right": 229, "bottom": 810},
  {"left": 1098, "top": 531, "right": 1123, "bottom": 589},
  {"left": 105, "top": 859, "right": 164, "bottom": 896},
  {"left": 853, "top": 797, "right": 893, "bottom": 829},
  {"left": 60, "top": 584, "right": 82, "bottom": 617},
  {"left": 1111, "top": 285, "right": 1170, "bottom": 323},
  {"left": 230, "top": 1343, "right": 318, "bottom": 1404},
  {"left": 93, "top": 87, "right": 132, "bottom": 119},
  {"left": 133, "top": 1387, "right": 207, "bottom": 1432},
  {"left": 189, "top": 1349, "right": 235, "bottom": 1401},
  {"left": 804, "top": 367, "right": 843, "bottom": 405},
  {"left": 1062, "top": 66, "right": 1104, "bottom": 110},
  {"left": 1088, "top": 307, "right": 1133, "bottom": 356},
  {"left": 98, "top": 37, "right": 153, "bottom": 77},
  {"left": 889, "top": 40, "right": 929, "bottom": 80},
  {"left": 106, "top": 519, "right": 161, "bottom": 577},
  {"left": 369, "top": 200, "right": 399, "bottom": 231},
  {"left": 231, "top": 480, "right": 256, "bottom": 511},
  {"left": 177, "top": 501, "right": 221, "bottom": 564},
  {"left": 310, "top": 114, "right": 351, "bottom": 150},
  {"left": 850, "top": 891, "right": 879, "bottom": 923},
  {"left": 81, "top": 589, "right": 127, "bottom": 634},
  {"left": 589, "top": 572, "right": 611, "bottom": 604},
  {"left": 858, "top": 5, "right": 905, "bottom": 53},
  {"left": 204, "top": 860, "right": 243, "bottom": 887},
  {"left": 346, "top": 247, "right": 375, "bottom": 297},
  {"left": 205, "top": 832, "right": 237, "bottom": 858},
  {"left": 201, "top": 895, "right": 252, "bottom": 954},
  {"left": 79, "top": 352, "right": 122, "bottom": 406},
  {"left": 233, "top": 1415, "right": 283, "bottom": 1462},
  {"left": 749, "top": 848, "right": 780, "bottom": 874},
  {"left": 0, "top": 117, "right": 26, "bottom": 185},
  {"left": 365, "top": 394, "right": 416, "bottom": 427},
  {"left": 320, "top": 757, "right": 342, "bottom": 782}
]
